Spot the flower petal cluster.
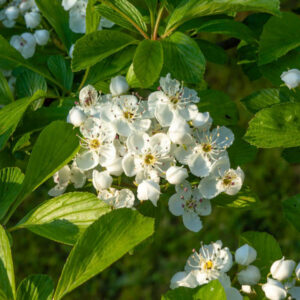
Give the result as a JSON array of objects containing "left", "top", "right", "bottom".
[
  {"left": 281, "top": 69, "right": 300, "bottom": 89},
  {"left": 50, "top": 74, "right": 243, "bottom": 231}
]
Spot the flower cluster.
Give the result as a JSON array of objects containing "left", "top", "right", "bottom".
[
  {"left": 170, "top": 240, "right": 300, "bottom": 300},
  {"left": 62, "top": 0, "right": 114, "bottom": 34},
  {"left": 50, "top": 74, "right": 244, "bottom": 231}
]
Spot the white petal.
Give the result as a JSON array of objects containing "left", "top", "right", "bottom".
[
  {"left": 182, "top": 211, "right": 202, "bottom": 232},
  {"left": 122, "top": 153, "right": 136, "bottom": 177},
  {"left": 212, "top": 126, "right": 234, "bottom": 149},
  {"left": 57, "top": 165, "right": 71, "bottom": 185},
  {"left": 115, "top": 189, "right": 135, "bottom": 208},
  {"left": 289, "top": 287, "right": 300, "bottom": 299},
  {"left": 224, "top": 287, "right": 243, "bottom": 300},
  {"left": 76, "top": 151, "right": 99, "bottom": 171},
  {"left": 105, "top": 157, "right": 123, "bottom": 176},
  {"left": 155, "top": 103, "right": 173, "bottom": 127},
  {"left": 174, "top": 146, "right": 192, "bottom": 165},
  {"left": 48, "top": 184, "right": 67, "bottom": 197},
  {"left": 127, "top": 132, "right": 149, "bottom": 153},
  {"left": 196, "top": 198, "right": 211, "bottom": 216},
  {"left": 168, "top": 194, "right": 184, "bottom": 216},
  {"left": 170, "top": 271, "right": 198, "bottom": 289},
  {"left": 114, "top": 119, "right": 131, "bottom": 137},
  {"left": 150, "top": 133, "right": 171, "bottom": 154},
  {"left": 188, "top": 153, "right": 211, "bottom": 177},
  {"left": 198, "top": 175, "right": 219, "bottom": 199},
  {"left": 166, "top": 166, "right": 188, "bottom": 185},
  {"left": 92, "top": 170, "right": 112, "bottom": 190},
  {"left": 70, "top": 167, "right": 86, "bottom": 188},
  {"left": 137, "top": 180, "right": 160, "bottom": 206},
  {"left": 132, "top": 118, "right": 151, "bottom": 133},
  {"left": 62, "top": 0, "right": 77, "bottom": 10},
  {"left": 98, "top": 144, "right": 116, "bottom": 166}
]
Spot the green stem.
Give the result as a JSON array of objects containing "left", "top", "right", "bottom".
[
  {"left": 152, "top": 6, "right": 164, "bottom": 40},
  {"left": 101, "top": 0, "right": 149, "bottom": 39},
  {"left": 78, "top": 67, "right": 90, "bottom": 91}
]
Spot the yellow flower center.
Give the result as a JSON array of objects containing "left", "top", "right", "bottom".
[
  {"left": 204, "top": 260, "right": 213, "bottom": 270},
  {"left": 202, "top": 143, "right": 212, "bottom": 153},
  {"left": 170, "top": 96, "right": 179, "bottom": 105},
  {"left": 90, "top": 139, "right": 101, "bottom": 149},
  {"left": 123, "top": 111, "right": 134, "bottom": 120},
  {"left": 144, "top": 154, "right": 156, "bottom": 165}
]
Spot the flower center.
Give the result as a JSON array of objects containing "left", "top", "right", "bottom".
[
  {"left": 170, "top": 96, "right": 179, "bottom": 105},
  {"left": 144, "top": 154, "right": 156, "bottom": 165},
  {"left": 123, "top": 111, "right": 134, "bottom": 120},
  {"left": 90, "top": 139, "right": 101, "bottom": 149},
  {"left": 204, "top": 260, "right": 213, "bottom": 270},
  {"left": 223, "top": 176, "right": 232, "bottom": 186},
  {"left": 202, "top": 143, "right": 212, "bottom": 153}
]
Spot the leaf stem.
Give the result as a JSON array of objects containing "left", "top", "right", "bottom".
[
  {"left": 78, "top": 67, "right": 90, "bottom": 91},
  {"left": 152, "top": 6, "right": 164, "bottom": 40},
  {"left": 101, "top": 0, "right": 150, "bottom": 39}
]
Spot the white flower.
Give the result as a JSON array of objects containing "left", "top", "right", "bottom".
[
  {"left": 237, "top": 265, "right": 261, "bottom": 285},
  {"left": 98, "top": 17, "right": 114, "bottom": 30},
  {"left": 10, "top": 33, "right": 36, "bottom": 59},
  {"left": 24, "top": 11, "right": 41, "bottom": 28},
  {"left": 98, "top": 188, "right": 135, "bottom": 209},
  {"left": 281, "top": 69, "right": 300, "bottom": 89},
  {"left": 48, "top": 164, "right": 86, "bottom": 196},
  {"left": 92, "top": 170, "right": 113, "bottom": 190},
  {"left": 184, "top": 240, "right": 233, "bottom": 284},
  {"left": 78, "top": 85, "right": 100, "bottom": 115},
  {"left": 170, "top": 271, "right": 199, "bottom": 289},
  {"left": 235, "top": 244, "right": 257, "bottom": 266},
  {"left": 199, "top": 156, "right": 244, "bottom": 199},
  {"left": 76, "top": 118, "right": 116, "bottom": 170},
  {"left": 168, "top": 181, "right": 211, "bottom": 232},
  {"left": 148, "top": 73, "right": 199, "bottom": 127},
  {"left": 296, "top": 262, "right": 300, "bottom": 279},
  {"left": 110, "top": 75, "right": 129, "bottom": 96},
  {"left": 166, "top": 166, "right": 188, "bottom": 185},
  {"left": 5, "top": 6, "right": 19, "bottom": 20},
  {"left": 262, "top": 278, "right": 287, "bottom": 300},
  {"left": 69, "top": 0, "right": 86, "bottom": 33},
  {"left": 241, "top": 285, "right": 252, "bottom": 294},
  {"left": 137, "top": 180, "right": 160, "bottom": 206},
  {"left": 19, "top": 0, "right": 35, "bottom": 14},
  {"left": 34, "top": 29, "right": 50, "bottom": 46},
  {"left": 101, "top": 96, "right": 151, "bottom": 137},
  {"left": 123, "top": 132, "right": 173, "bottom": 180},
  {"left": 67, "top": 107, "right": 87, "bottom": 127},
  {"left": 62, "top": 0, "right": 77, "bottom": 10},
  {"left": 271, "top": 257, "right": 296, "bottom": 281},
  {"left": 167, "top": 117, "right": 193, "bottom": 145}
]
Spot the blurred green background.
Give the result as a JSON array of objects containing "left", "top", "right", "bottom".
[{"left": 2, "top": 0, "right": 300, "bottom": 299}]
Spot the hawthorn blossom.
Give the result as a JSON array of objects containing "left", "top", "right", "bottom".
[
  {"left": 281, "top": 69, "right": 300, "bottom": 89},
  {"left": 34, "top": 29, "right": 50, "bottom": 45},
  {"left": 235, "top": 244, "right": 257, "bottom": 266},
  {"left": 98, "top": 188, "right": 135, "bottom": 209},
  {"left": 10, "top": 32, "right": 36, "bottom": 59},
  {"left": 168, "top": 181, "right": 211, "bottom": 232},
  {"left": 271, "top": 258, "right": 296, "bottom": 281}
]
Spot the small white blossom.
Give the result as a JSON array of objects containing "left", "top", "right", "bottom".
[
  {"left": 237, "top": 265, "right": 261, "bottom": 285},
  {"left": 67, "top": 107, "right": 87, "bottom": 127},
  {"left": 5, "top": 6, "right": 19, "bottom": 20},
  {"left": 166, "top": 166, "right": 188, "bottom": 185},
  {"left": 24, "top": 11, "right": 41, "bottom": 28},
  {"left": 98, "top": 188, "right": 135, "bottom": 209},
  {"left": 235, "top": 244, "right": 257, "bottom": 266},
  {"left": 262, "top": 278, "right": 287, "bottom": 300},
  {"left": 34, "top": 29, "right": 50, "bottom": 46},
  {"left": 69, "top": 0, "right": 86, "bottom": 33},
  {"left": 10, "top": 33, "right": 36, "bottom": 59},
  {"left": 110, "top": 75, "right": 129, "bottom": 96},
  {"left": 92, "top": 170, "right": 113, "bottom": 190},
  {"left": 271, "top": 257, "right": 296, "bottom": 281},
  {"left": 137, "top": 179, "right": 160, "bottom": 206},
  {"left": 168, "top": 181, "right": 211, "bottom": 232},
  {"left": 281, "top": 69, "right": 300, "bottom": 89}
]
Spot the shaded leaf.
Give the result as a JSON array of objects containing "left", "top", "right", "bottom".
[
  {"left": 282, "top": 194, "right": 300, "bottom": 232},
  {"left": 86, "top": 0, "right": 100, "bottom": 34},
  {"left": 0, "top": 72, "right": 13, "bottom": 104},
  {"left": 282, "top": 147, "right": 300, "bottom": 164},
  {"left": 196, "top": 39, "right": 227, "bottom": 65}
]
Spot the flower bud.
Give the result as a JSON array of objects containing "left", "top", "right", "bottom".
[
  {"left": 262, "top": 278, "right": 287, "bottom": 300},
  {"left": 34, "top": 30, "right": 50, "bottom": 46},
  {"left": 110, "top": 75, "right": 129, "bottom": 96},
  {"left": 5, "top": 6, "right": 19, "bottom": 20},
  {"left": 24, "top": 11, "right": 41, "bottom": 29},
  {"left": 137, "top": 180, "right": 160, "bottom": 206},
  {"left": 237, "top": 265, "right": 261, "bottom": 285},
  {"left": 19, "top": 1, "right": 32, "bottom": 14},
  {"left": 270, "top": 257, "right": 296, "bottom": 281},
  {"left": 166, "top": 166, "right": 188, "bottom": 185},
  {"left": 241, "top": 285, "right": 252, "bottom": 294},
  {"left": 296, "top": 262, "right": 300, "bottom": 279},
  {"left": 92, "top": 170, "right": 113, "bottom": 190},
  {"left": 235, "top": 244, "right": 257, "bottom": 266},
  {"left": 280, "top": 69, "right": 300, "bottom": 89},
  {"left": 67, "top": 107, "right": 87, "bottom": 127},
  {"left": 62, "top": 0, "right": 77, "bottom": 10}
]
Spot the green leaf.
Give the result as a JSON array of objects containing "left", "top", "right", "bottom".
[
  {"left": 228, "top": 127, "right": 258, "bottom": 167},
  {"left": 15, "top": 70, "right": 47, "bottom": 99},
  {"left": 17, "top": 275, "right": 54, "bottom": 300},
  {"left": 100, "top": 0, "right": 147, "bottom": 33},
  {"left": 244, "top": 103, "right": 300, "bottom": 148},
  {"left": 196, "top": 18, "right": 256, "bottom": 42},
  {"left": 47, "top": 56, "right": 73, "bottom": 91},
  {"left": 0, "top": 35, "right": 63, "bottom": 90},
  {"left": 54, "top": 209, "right": 154, "bottom": 299},
  {"left": 0, "top": 225, "right": 15, "bottom": 300},
  {"left": 240, "top": 231, "right": 282, "bottom": 276},
  {"left": 166, "top": 0, "right": 280, "bottom": 32},
  {"left": 282, "top": 194, "right": 300, "bottom": 232},
  {"left": 241, "top": 88, "right": 283, "bottom": 114},
  {"left": 0, "top": 72, "right": 13, "bottom": 104},
  {"left": 198, "top": 90, "right": 238, "bottom": 125},
  {"left": 86, "top": 0, "right": 100, "bottom": 34},
  {"left": 0, "top": 167, "right": 24, "bottom": 221},
  {"left": 144, "top": 0, "right": 157, "bottom": 12},
  {"left": 72, "top": 30, "right": 137, "bottom": 72},
  {"left": 196, "top": 39, "right": 227, "bottom": 65},
  {"left": 133, "top": 40, "right": 163, "bottom": 87},
  {"left": 162, "top": 280, "right": 226, "bottom": 300},
  {"left": 17, "top": 121, "right": 80, "bottom": 202},
  {"left": 126, "top": 64, "right": 142, "bottom": 88},
  {"left": 12, "top": 133, "right": 31, "bottom": 153},
  {"left": 35, "top": 0, "right": 76, "bottom": 50},
  {"left": 259, "top": 12, "right": 300, "bottom": 65},
  {"left": 14, "top": 192, "right": 111, "bottom": 245},
  {"left": 282, "top": 147, "right": 300, "bottom": 164},
  {"left": 0, "top": 90, "right": 45, "bottom": 137},
  {"left": 212, "top": 186, "right": 260, "bottom": 210},
  {"left": 162, "top": 32, "right": 205, "bottom": 83}
]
